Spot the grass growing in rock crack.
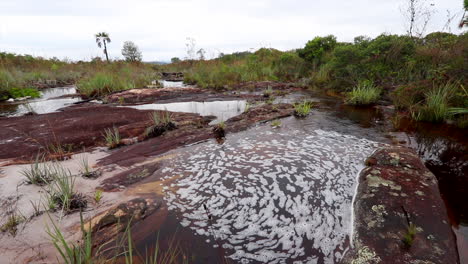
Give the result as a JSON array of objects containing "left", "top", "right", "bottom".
[
  {"left": 79, "top": 155, "right": 100, "bottom": 178},
  {"left": 212, "top": 121, "right": 226, "bottom": 138},
  {"left": 402, "top": 223, "right": 417, "bottom": 248},
  {"left": 145, "top": 111, "right": 176, "bottom": 138},
  {"left": 20, "top": 154, "right": 56, "bottom": 185},
  {"left": 46, "top": 164, "right": 87, "bottom": 213},
  {"left": 244, "top": 102, "right": 251, "bottom": 112},
  {"left": 1, "top": 208, "right": 24, "bottom": 236},
  {"left": 104, "top": 127, "right": 122, "bottom": 149},
  {"left": 29, "top": 200, "right": 44, "bottom": 218},
  {"left": 94, "top": 190, "right": 103, "bottom": 203},
  {"left": 345, "top": 80, "right": 381, "bottom": 105},
  {"left": 293, "top": 101, "right": 312, "bottom": 117},
  {"left": 47, "top": 143, "right": 73, "bottom": 161},
  {"left": 271, "top": 119, "right": 282, "bottom": 128}
]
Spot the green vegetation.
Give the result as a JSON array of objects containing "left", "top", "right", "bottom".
[
  {"left": 346, "top": 80, "right": 381, "bottom": 105},
  {"left": 95, "top": 32, "right": 112, "bottom": 62},
  {"left": 46, "top": 164, "right": 86, "bottom": 213},
  {"left": 163, "top": 31, "right": 467, "bottom": 125},
  {"left": 104, "top": 127, "right": 122, "bottom": 149},
  {"left": 20, "top": 154, "right": 56, "bottom": 186},
  {"left": 179, "top": 48, "right": 309, "bottom": 89},
  {"left": 48, "top": 212, "right": 187, "bottom": 264},
  {"left": 8, "top": 87, "right": 40, "bottom": 99},
  {"left": 145, "top": 111, "right": 175, "bottom": 138},
  {"left": 271, "top": 119, "right": 282, "bottom": 127},
  {"left": 0, "top": 52, "right": 154, "bottom": 100},
  {"left": 1, "top": 210, "right": 24, "bottom": 236},
  {"left": 77, "top": 67, "right": 152, "bottom": 98},
  {"left": 213, "top": 121, "right": 226, "bottom": 138},
  {"left": 47, "top": 212, "right": 95, "bottom": 264},
  {"left": 294, "top": 101, "right": 312, "bottom": 117},
  {"left": 408, "top": 82, "right": 463, "bottom": 122},
  {"left": 403, "top": 223, "right": 417, "bottom": 248},
  {"left": 94, "top": 190, "right": 103, "bottom": 203}
]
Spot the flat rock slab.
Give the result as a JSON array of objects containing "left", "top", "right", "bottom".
[
  {"left": 344, "top": 146, "right": 458, "bottom": 263},
  {"left": 98, "top": 103, "right": 295, "bottom": 167},
  {"left": 0, "top": 103, "right": 205, "bottom": 162},
  {"left": 106, "top": 87, "right": 260, "bottom": 104}
]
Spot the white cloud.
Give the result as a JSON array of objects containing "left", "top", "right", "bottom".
[{"left": 0, "top": 0, "right": 464, "bottom": 61}]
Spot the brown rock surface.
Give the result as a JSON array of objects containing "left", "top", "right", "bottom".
[{"left": 344, "top": 146, "right": 458, "bottom": 263}]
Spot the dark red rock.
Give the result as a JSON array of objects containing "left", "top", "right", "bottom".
[
  {"left": 0, "top": 103, "right": 205, "bottom": 163},
  {"left": 344, "top": 146, "right": 458, "bottom": 263}
]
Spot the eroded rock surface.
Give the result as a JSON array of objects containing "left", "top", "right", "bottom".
[
  {"left": 0, "top": 103, "right": 206, "bottom": 162},
  {"left": 98, "top": 103, "right": 295, "bottom": 167},
  {"left": 344, "top": 146, "right": 458, "bottom": 264},
  {"left": 106, "top": 87, "right": 260, "bottom": 105}
]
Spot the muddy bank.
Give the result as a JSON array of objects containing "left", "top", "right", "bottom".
[
  {"left": 0, "top": 103, "right": 206, "bottom": 162},
  {"left": 106, "top": 87, "right": 262, "bottom": 105},
  {"left": 344, "top": 146, "right": 458, "bottom": 263},
  {"left": 98, "top": 103, "right": 295, "bottom": 167}
]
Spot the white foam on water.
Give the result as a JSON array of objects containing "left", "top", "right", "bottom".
[{"left": 161, "top": 128, "right": 382, "bottom": 263}]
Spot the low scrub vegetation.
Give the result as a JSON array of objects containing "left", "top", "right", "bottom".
[
  {"left": 0, "top": 53, "right": 154, "bottom": 100},
  {"left": 164, "top": 32, "right": 467, "bottom": 125}
]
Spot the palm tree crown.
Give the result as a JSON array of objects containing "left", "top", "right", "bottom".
[{"left": 95, "top": 32, "right": 111, "bottom": 61}]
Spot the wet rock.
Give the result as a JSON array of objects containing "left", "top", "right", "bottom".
[
  {"left": 91, "top": 198, "right": 162, "bottom": 247},
  {"left": 344, "top": 146, "right": 458, "bottom": 263},
  {"left": 100, "top": 162, "right": 161, "bottom": 191},
  {"left": 0, "top": 103, "right": 205, "bottom": 162},
  {"left": 106, "top": 87, "right": 261, "bottom": 105},
  {"left": 99, "top": 104, "right": 295, "bottom": 167}
]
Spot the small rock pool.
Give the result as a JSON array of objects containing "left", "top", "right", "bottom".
[
  {"left": 0, "top": 86, "right": 80, "bottom": 117},
  {"left": 125, "top": 100, "right": 247, "bottom": 124}
]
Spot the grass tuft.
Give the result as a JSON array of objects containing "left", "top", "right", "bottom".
[
  {"left": 293, "top": 101, "right": 312, "bottom": 117},
  {"left": 103, "top": 127, "right": 122, "bottom": 149},
  {"left": 346, "top": 80, "right": 381, "bottom": 105},
  {"left": 145, "top": 111, "right": 176, "bottom": 138},
  {"left": 271, "top": 119, "right": 282, "bottom": 127},
  {"left": 212, "top": 121, "right": 226, "bottom": 138},
  {"left": 20, "top": 154, "right": 56, "bottom": 186}
]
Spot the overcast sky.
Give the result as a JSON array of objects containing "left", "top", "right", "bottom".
[{"left": 0, "top": 0, "right": 465, "bottom": 61}]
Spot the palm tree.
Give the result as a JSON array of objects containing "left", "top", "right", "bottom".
[{"left": 95, "top": 32, "right": 111, "bottom": 62}]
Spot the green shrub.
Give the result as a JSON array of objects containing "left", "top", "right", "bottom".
[
  {"left": 346, "top": 80, "right": 381, "bottom": 105},
  {"left": 8, "top": 87, "right": 40, "bottom": 99},
  {"left": 298, "top": 35, "right": 337, "bottom": 65}
]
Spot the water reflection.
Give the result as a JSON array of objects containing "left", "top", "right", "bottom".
[
  {"left": 126, "top": 100, "right": 246, "bottom": 124},
  {"left": 0, "top": 86, "right": 79, "bottom": 117}
]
